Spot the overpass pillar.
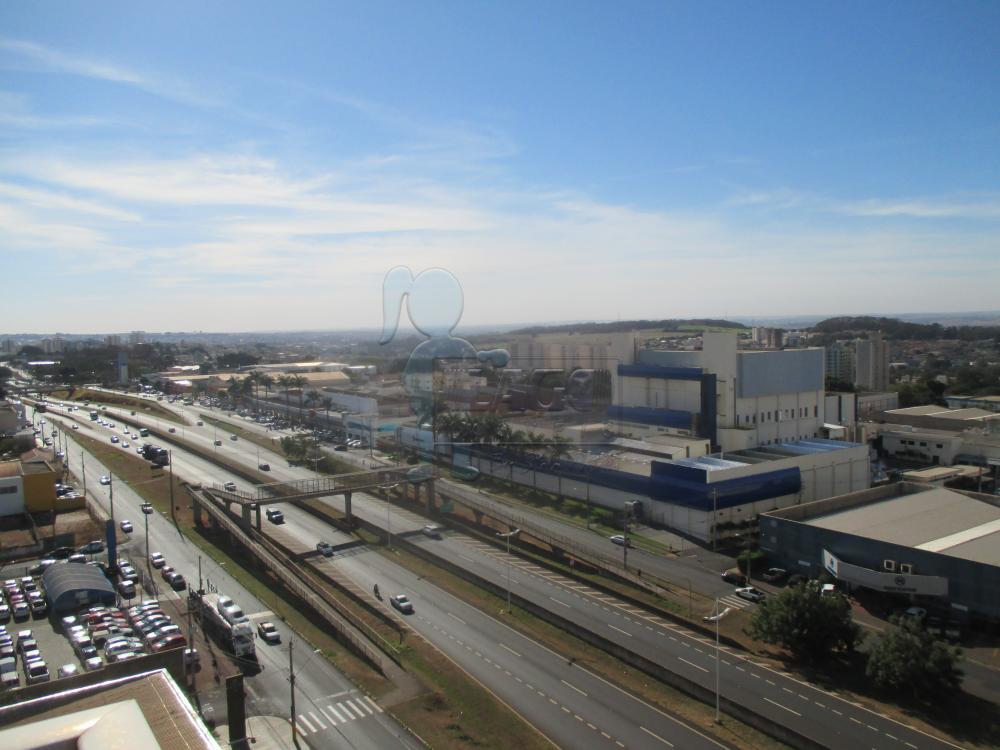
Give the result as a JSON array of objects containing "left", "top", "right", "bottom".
[
  {"left": 344, "top": 491, "right": 352, "bottom": 524},
  {"left": 192, "top": 498, "right": 203, "bottom": 526},
  {"left": 254, "top": 504, "right": 261, "bottom": 531},
  {"left": 425, "top": 479, "right": 436, "bottom": 515},
  {"left": 240, "top": 503, "right": 252, "bottom": 533}
]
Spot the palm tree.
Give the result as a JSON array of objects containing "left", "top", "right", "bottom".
[
  {"left": 292, "top": 375, "right": 308, "bottom": 424},
  {"left": 259, "top": 373, "right": 274, "bottom": 402},
  {"left": 304, "top": 391, "right": 320, "bottom": 422},
  {"left": 321, "top": 396, "right": 333, "bottom": 428},
  {"left": 277, "top": 375, "right": 293, "bottom": 421}
]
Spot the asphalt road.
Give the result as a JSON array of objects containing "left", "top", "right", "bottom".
[{"left": 40, "top": 403, "right": 421, "bottom": 750}]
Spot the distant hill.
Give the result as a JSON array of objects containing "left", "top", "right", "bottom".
[
  {"left": 811, "top": 316, "right": 1000, "bottom": 341},
  {"left": 508, "top": 319, "right": 748, "bottom": 336}
]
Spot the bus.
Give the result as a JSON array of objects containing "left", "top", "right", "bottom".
[{"left": 89, "top": 410, "right": 99, "bottom": 421}]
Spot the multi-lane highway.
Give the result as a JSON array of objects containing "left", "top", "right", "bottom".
[
  {"left": 39, "top": 403, "right": 422, "bottom": 750},
  {"left": 52, "top": 396, "right": 969, "bottom": 750}
]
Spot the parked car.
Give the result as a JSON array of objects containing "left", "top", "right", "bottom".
[
  {"left": 214, "top": 439, "right": 222, "bottom": 446},
  {"left": 79, "top": 540, "right": 104, "bottom": 554},
  {"left": 25, "top": 660, "right": 50, "bottom": 685},
  {"left": 761, "top": 567, "right": 788, "bottom": 583},
  {"left": 316, "top": 542, "right": 334, "bottom": 557},
  {"left": 390, "top": 594, "right": 414, "bottom": 614},
  {"left": 83, "top": 656, "right": 103, "bottom": 671},
  {"left": 110, "top": 436, "right": 119, "bottom": 444},
  {"left": 57, "top": 663, "right": 79, "bottom": 679},
  {"left": 169, "top": 574, "right": 186, "bottom": 592},
  {"left": 118, "top": 580, "right": 136, "bottom": 598},
  {"left": 257, "top": 621, "right": 280, "bottom": 644},
  {"left": 721, "top": 570, "right": 747, "bottom": 586},
  {"left": 734, "top": 586, "right": 766, "bottom": 603},
  {"left": 151, "top": 633, "right": 187, "bottom": 653}
]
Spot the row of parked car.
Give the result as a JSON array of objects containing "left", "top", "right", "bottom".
[
  {"left": 0, "top": 576, "right": 48, "bottom": 623},
  {"left": 60, "top": 599, "right": 190, "bottom": 674},
  {"left": 0, "top": 626, "right": 57, "bottom": 687}
]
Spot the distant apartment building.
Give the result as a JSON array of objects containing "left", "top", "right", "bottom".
[
  {"left": 0, "top": 338, "right": 13, "bottom": 354},
  {"left": 104, "top": 334, "right": 121, "bottom": 347},
  {"left": 824, "top": 341, "right": 855, "bottom": 383},
  {"left": 507, "top": 335, "right": 617, "bottom": 372},
  {"left": 783, "top": 330, "right": 806, "bottom": 348},
  {"left": 751, "top": 327, "right": 781, "bottom": 349},
  {"left": 854, "top": 333, "right": 890, "bottom": 391},
  {"left": 129, "top": 330, "right": 146, "bottom": 346}
]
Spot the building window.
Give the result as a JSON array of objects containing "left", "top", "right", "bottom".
[
  {"left": 0, "top": 486, "right": 15, "bottom": 495},
  {"left": 936, "top": 443, "right": 943, "bottom": 449},
  {"left": 900, "top": 563, "right": 913, "bottom": 574},
  {"left": 883, "top": 559, "right": 896, "bottom": 572},
  {"left": 919, "top": 442, "right": 927, "bottom": 447},
  {"left": 814, "top": 406, "right": 818, "bottom": 417}
]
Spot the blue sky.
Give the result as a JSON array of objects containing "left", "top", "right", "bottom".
[{"left": 2, "top": 1, "right": 999, "bottom": 333}]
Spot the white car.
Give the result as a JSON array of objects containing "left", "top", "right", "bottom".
[
  {"left": 149, "top": 552, "right": 165, "bottom": 568},
  {"left": 99, "top": 475, "right": 111, "bottom": 486},
  {"left": 390, "top": 594, "right": 413, "bottom": 614},
  {"left": 257, "top": 621, "right": 280, "bottom": 644},
  {"left": 120, "top": 520, "right": 133, "bottom": 533}
]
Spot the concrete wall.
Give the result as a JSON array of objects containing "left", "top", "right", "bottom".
[
  {"left": 23, "top": 468, "right": 57, "bottom": 513},
  {"left": 0, "top": 475, "right": 25, "bottom": 516}
]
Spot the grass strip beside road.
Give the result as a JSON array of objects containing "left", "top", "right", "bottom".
[{"left": 52, "top": 388, "right": 184, "bottom": 424}]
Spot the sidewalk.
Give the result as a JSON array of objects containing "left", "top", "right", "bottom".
[{"left": 218, "top": 716, "right": 306, "bottom": 750}]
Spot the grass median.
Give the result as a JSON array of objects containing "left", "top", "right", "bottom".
[{"left": 52, "top": 387, "right": 184, "bottom": 424}]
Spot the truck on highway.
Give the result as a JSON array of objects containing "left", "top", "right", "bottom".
[
  {"left": 192, "top": 591, "right": 256, "bottom": 660},
  {"left": 141, "top": 444, "right": 170, "bottom": 467},
  {"left": 89, "top": 410, "right": 99, "bottom": 421}
]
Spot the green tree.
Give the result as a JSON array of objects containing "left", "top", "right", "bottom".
[
  {"left": 865, "top": 616, "right": 963, "bottom": 701},
  {"left": 748, "top": 584, "right": 861, "bottom": 663}
]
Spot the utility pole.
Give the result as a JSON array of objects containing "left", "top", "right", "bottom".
[
  {"left": 289, "top": 638, "right": 297, "bottom": 743},
  {"left": 169, "top": 450, "right": 175, "bottom": 523},
  {"left": 109, "top": 473, "right": 115, "bottom": 524},
  {"left": 81, "top": 452, "right": 87, "bottom": 496},
  {"left": 623, "top": 501, "right": 631, "bottom": 570},
  {"left": 715, "top": 597, "right": 721, "bottom": 723},
  {"left": 711, "top": 488, "right": 718, "bottom": 552}
]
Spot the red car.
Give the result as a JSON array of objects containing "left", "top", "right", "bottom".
[{"left": 150, "top": 633, "right": 187, "bottom": 652}]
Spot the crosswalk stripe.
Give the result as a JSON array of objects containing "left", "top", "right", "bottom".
[
  {"left": 338, "top": 701, "right": 358, "bottom": 719},
  {"left": 358, "top": 698, "right": 375, "bottom": 715},
  {"left": 320, "top": 707, "right": 337, "bottom": 725},
  {"left": 364, "top": 696, "right": 383, "bottom": 713},
  {"left": 328, "top": 704, "right": 346, "bottom": 722},
  {"left": 309, "top": 711, "right": 326, "bottom": 729},
  {"left": 346, "top": 699, "right": 366, "bottom": 717},
  {"left": 295, "top": 721, "right": 309, "bottom": 735},
  {"left": 298, "top": 714, "right": 316, "bottom": 733}
]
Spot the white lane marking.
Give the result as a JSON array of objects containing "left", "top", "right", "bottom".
[
  {"left": 764, "top": 697, "right": 802, "bottom": 717},
  {"left": 549, "top": 596, "right": 571, "bottom": 608},
  {"left": 298, "top": 714, "right": 316, "bottom": 733},
  {"left": 561, "top": 679, "right": 588, "bottom": 697},
  {"left": 499, "top": 643, "right": 521, "bottom": 657},
  {"left": 447, "top": 612, "right": 466, "bottom": 625},
  {"left": 338, "top": 702, "right": 358, "bottom": 719},
  {"left": 641, "top": 725, "right": 675, "bottom": 747},
  {"left": 327, "top": 704, "right": 346, "bottom": 722},
  {"left": 309, "top": 711, "right": 326, "bottom": 729},
  {"left": 346, "top": 699, "right": 366, "bottom": 718},
  {"left": 678, "top": 657, "right": 709, "bottom": 673},
  {"left": 608, "top": 624, "right": 632, "bottom": 637}
]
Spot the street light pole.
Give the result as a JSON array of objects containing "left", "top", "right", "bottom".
[
  {"left": 168, "top": 450, "right": 175, "bottom": 523},
  {"left": 715, "top": 597, "right": 721, "bottom": 723},
  {"left": 496, "top": 528, "right": 520, "bottom": 614},
  {"left": 109, "top": 473, "right": 115, "bottom": 524}
]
